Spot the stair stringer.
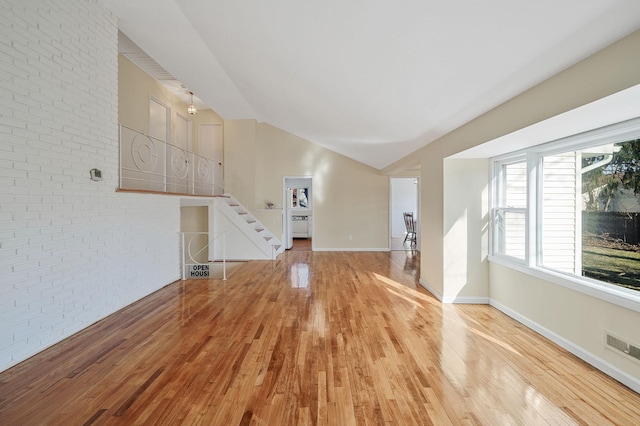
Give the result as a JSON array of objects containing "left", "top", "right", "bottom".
[{"left": 212, "top": 196, "right": 284, "bottom": 260}]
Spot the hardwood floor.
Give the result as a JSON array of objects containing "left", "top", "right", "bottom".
[
  {"left": 291, "top": 238, "right": 312, "bottom": 251},
  {"left": 1, "top": 250, "right": 639, "bottom": 425}
]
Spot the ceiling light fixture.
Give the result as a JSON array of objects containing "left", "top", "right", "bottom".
[{"left": 187, "top": 91, "right": 197, "bottom": 115}]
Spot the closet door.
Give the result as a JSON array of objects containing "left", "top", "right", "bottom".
[
  {"left": 175, "top": 112, "right": 191, "bottom": 152},
  {"left": 148, "top": 98, "right": 171, "bottom": 191},
  {"left": 173, "top": 113, "right": 192, "bottom": 193},
  {"left": 199, "top": 123, "right": 223, "bottom": 195},
  {"left": 149, "top": 97, "right": 169, "bottom": 142}
]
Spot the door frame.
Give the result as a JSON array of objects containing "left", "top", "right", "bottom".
[
  {"left": 283, "top": 176, "right": 313, "bottom": 250},
  {"left": 389, "top": 176, "right": 420, "bottom": 250}
]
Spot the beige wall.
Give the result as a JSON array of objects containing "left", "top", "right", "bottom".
[
  {"left": 119, "top": 54, "right": 223, "bottom": 155},
  {"left": 224, "top": 120, "right": 389, "bottom": 250},
  {"left": 180, "top": 206, "right": 209, "bottom": 263},
  {"left": 443, "top": 159, "right": 490, "bottom": 302},
  {"left": 223, "top": 119, "right": 257, "bottom": 209},
  {"left": 386, "top": 29, "right": 640, "bottom": 386},
  {"left": 180, "top": 206, "right": 208, "bottom": 233},
  {"left": 420, "top": 143, "right": 444, "bottom": 295},
  {"left": 490, "top": 262, "right": 640, "bottom": 381}
]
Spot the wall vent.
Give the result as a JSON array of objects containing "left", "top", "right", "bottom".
[{"left": 605, "top": 331, "right": 640, "bottom": 364}]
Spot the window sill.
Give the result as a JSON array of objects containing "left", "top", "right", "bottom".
[{"left": 488, "top": 254, "right": 640, "bottom": 313}]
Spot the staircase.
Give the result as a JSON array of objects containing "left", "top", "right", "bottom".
[{"left": 213, "top": 195, "right": 284, "bottom": 260}]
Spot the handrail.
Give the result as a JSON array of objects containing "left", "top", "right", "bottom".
[
  {"left": 119, "top": 124, "right": 222, "bottom": 196},
  {"left": 181, "top": 231, "right": 227, "bottom": 280}
]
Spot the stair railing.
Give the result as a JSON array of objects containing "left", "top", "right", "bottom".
[{"left": 180, "top": 231, "right": 227, "bottom": 280}]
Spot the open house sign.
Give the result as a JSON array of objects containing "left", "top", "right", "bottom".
[{"left": 188, "top": 264, "right": 210, "bottom": 278}]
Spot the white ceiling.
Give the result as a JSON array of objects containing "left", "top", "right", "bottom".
[{"left": 101, "top": 0, "right": 640, "bottom": 169}]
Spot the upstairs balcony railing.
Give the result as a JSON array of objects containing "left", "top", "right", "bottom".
[{"left": 119, "top": 124, "right": 222, "bottom": 196}]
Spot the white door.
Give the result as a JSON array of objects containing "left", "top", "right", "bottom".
[
  {"left": 175, "top": 113, "right": 191, "bottom": 152},
  {"left": 149, "top": 97, "right": 169, "bottom": 142},
  {"left": 149, "top": 98, "right": 172, "bottom": 191},
  {"left": 199, "top": 124, "right": 224, "bottom": 195},
  {"left": 173, "top": 113, "right": 192, "bottom": 193}
]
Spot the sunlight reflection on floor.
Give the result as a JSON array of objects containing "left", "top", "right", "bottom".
[
  {"left": 373, "top": 272, "right": 439, "bottom": 306},
  {"left": 290, "top": 263, "right": 310, "bottom": 288}
]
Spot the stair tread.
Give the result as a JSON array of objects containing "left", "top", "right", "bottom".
[{"left": 221, "top": 195, "right": 283, "bottom": 259}]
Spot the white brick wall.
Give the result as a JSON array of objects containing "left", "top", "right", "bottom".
[{"left": 0, "top": 0, "right": 182, "bottom": 372}]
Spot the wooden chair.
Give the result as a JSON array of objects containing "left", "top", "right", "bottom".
[{"left": 403, "top": 212, "right": 417, "bottom": 246}]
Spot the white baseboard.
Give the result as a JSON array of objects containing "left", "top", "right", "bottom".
[
  {"left": 490, "top": 299, "right": 640, "bottom": 394},
  {"left": 445, "top": 296, "right": 490, "bottom": 304},
  {"left": 312, "top": 247, "right": 390, "bottom": 252},
  {"left": 419, "top": 279, "right": 442, "bottom": 301},
  {"left": 418, "top": 279, "right": 489, "bottom": 304}
]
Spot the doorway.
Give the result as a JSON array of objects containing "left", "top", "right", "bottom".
[
  {"left": 390, "top": 177, "right": 419, "bottom": 250},
  {"left": 283, "top": 177, "right": 313, "bottom": 250}
]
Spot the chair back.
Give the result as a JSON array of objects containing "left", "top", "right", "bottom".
[{"left": 403, "top": 212, "right": 415, "bottom": 233}]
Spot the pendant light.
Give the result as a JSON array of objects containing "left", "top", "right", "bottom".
[{"left": 187, "top": 91, "right": 197, "bottom": 115}]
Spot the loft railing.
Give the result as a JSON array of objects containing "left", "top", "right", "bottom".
[
  {"left": 181, "top": 231, "right": 227, "bottom": 280},
  {"left": 119, "top": 124, "right": 222, "bottom": 196}
]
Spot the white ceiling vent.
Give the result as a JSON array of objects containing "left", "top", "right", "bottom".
[
  {"left": 117, "top": 31, "right": 208, "bottom": 109},
  {"left": 605, "top": 331, "right": 640, "bottom": 364},
  {"left": 118, "top": 31, "right": 176, "bottom": 81},
  {"left": 122, "top": 52, "right": 176, "bottom": 81}
]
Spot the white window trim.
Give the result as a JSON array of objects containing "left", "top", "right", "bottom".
[
  {"left": 491, "top": 155, "right": 528, "bottom": 263},
  {"left": 528, "top": 152, "right": 539, "bottom": 269},
  {"left": 492, "top": 207, "right": 527, "bottom": 262},
  {"left": 490, "top": 117, "right": 640, "bottom": 313}
]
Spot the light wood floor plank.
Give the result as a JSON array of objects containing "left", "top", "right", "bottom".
[{"left": 1, "top": 250, "right": 639, "bottom": 425}]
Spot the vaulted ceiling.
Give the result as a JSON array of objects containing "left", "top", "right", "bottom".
[{"left": 101, "top": 0, "right": 640, "bottom": 169}]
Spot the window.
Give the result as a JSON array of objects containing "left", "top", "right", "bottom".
[
  {"left": 491, "top": 118, "right": 640, "bottom": 295},
  {"left": 493, "top": 159, "right": 527, "bottom": 261},
  {"left": 289, "top": 187, "right": 310, "bottom": 208}
]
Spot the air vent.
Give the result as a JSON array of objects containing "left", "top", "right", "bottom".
[{"left": 605, "top": 331, "right": 640, "bottom": 363}]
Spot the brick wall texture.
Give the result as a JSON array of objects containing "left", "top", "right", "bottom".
[{"left": 0, "top": 0, "right": 181, "bottom": 371}]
